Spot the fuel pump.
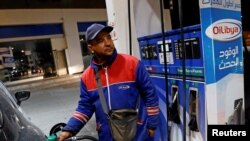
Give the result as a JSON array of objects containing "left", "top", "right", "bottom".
[
  {"left": 188, "top": 88, "right": 199, "bottom": 132},
  {"left": 169, "top": 85, "right": 181, "bottom": 124}
]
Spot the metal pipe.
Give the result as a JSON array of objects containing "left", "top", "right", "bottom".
[
  {"left": 177, "top": 0, "right": 187, "bottom": 141},
  {"left": 159, "top": 0, "right": 170, "bottom": 140},
  {"left": 128, "top": 0, "right": 132, "bottom": 55}
]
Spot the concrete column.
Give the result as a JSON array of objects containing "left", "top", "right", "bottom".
[
  {"left": 105, "top": 0, "right": 171, "bottom": 58},
  {"left": 62, "top": 18, "right": 83, "bottom": 74}
]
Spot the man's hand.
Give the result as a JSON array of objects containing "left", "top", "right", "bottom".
[
  {"left": 58, "top": 131, "right": 72, "bottom": 141},
  {"left": 147, "top": 129, "right": 156, "bottom": 137}
]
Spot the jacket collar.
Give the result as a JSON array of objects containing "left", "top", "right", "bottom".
[{"left": 90, "top": 48, "right": 117, "bottom": 70}]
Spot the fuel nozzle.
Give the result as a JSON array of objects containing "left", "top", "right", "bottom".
[
  {"left": 47, "top": 134, "right": 57, "bottom": 141},
  {"left": 168, "top": 91, "right": 181, "bottom": 124}
]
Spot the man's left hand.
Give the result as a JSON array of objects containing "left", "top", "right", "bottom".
[{"left": 147, "top": 129, "right": 156, "bottom": 137}]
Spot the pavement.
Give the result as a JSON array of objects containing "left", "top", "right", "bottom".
[
  {"left": 5, "top": 73, "right": 98, "bottom": 139},
  {"left": 4, "top": 73, "right": 82, "bottom": 93}
]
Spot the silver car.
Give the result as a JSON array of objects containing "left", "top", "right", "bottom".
[{"left": 0, "top": 81, "right": 46, "bottom": 141}]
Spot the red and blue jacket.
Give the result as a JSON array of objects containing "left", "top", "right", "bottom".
[{"left": 63, "top": 49, "right": 159, "bottom": 141}]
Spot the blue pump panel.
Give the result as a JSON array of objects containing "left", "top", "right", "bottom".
[
  {"left": 138, "top": 24, "right": 206, "bottom": 141},
  {"left": 138, "top": 24, "right": 204, "bottom": 80}
]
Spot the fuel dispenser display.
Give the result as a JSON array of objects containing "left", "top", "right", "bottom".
[{"left": 158, "top": 40, "right": 174, "bottom": 65}]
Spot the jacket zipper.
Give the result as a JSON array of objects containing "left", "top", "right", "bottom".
[{"left": 104, "top": 67, "right": 111, "bottom": 109}]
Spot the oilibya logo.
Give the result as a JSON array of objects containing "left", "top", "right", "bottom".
[{"left": 205, "top": 19, "right": 242, "bottom": 41}]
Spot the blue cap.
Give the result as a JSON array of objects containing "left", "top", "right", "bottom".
[{"left": 86, "top": 23, "right": 113, "bottom": 42}]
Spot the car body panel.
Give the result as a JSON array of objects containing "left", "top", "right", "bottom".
[{"left": 0, "top": 81, "right": 47, "bottom": 141}]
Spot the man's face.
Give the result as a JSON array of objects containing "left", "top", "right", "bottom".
[{"left": 88, "top": 31, "right": 115, "bottom": 58}]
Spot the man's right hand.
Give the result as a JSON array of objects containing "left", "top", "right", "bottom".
[{"left": 58, "top": 131, "right": 72, "bottom": 141}]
